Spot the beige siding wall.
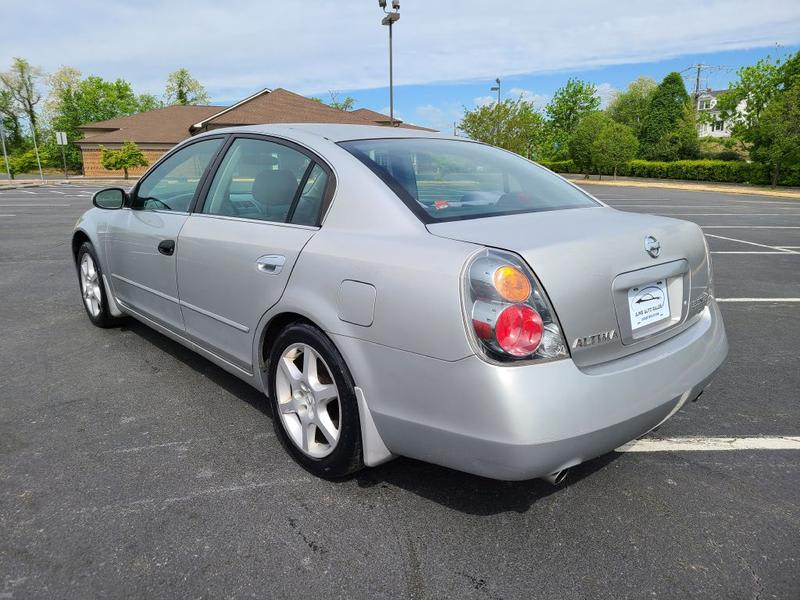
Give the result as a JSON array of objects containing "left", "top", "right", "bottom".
[{"left": 80, "top": 146, "right": 172, "bottom": 177}]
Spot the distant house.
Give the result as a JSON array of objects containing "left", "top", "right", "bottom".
[
  {"left": 695, "top": 89, "right": 747, "bottom": 138},
  {"left": 76, "top": 88, "right": 432, "bottom": 177}
]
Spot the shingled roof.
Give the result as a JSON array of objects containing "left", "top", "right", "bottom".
[
  {"left": 77, "top": 87, "right": 434, "bottom": 147},
  {"left": 77, "top": 105, "right": 223, "bottom": 145}
]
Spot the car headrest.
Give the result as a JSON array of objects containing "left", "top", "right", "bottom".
[{"left": 252, "top": 170, "right": 299, "bottom": 212}]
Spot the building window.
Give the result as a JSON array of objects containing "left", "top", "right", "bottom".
[
  {"left": 699, "top": 99, "right": 711, "bottom": 110},
  {"left": 712, "top": 121, "right": 725, "bottom": 132}
]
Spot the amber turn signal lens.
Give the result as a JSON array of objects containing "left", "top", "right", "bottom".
[{"left": 492, "top": 265, "right": 532, "bottom": 303}]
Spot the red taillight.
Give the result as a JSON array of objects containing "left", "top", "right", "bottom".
[
  {"left": 463, "top": 249, "right": 568, "bottom": 363},
  {"left": 495, "top": 305, "right": 543, "bottom": 356}
]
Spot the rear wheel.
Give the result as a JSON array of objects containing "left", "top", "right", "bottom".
[
  {"left": 76, "top": 242, "right": 121, "bottom": 328},
  {"left": 267, "top": 323, "right": 363, "bottom": 478}
]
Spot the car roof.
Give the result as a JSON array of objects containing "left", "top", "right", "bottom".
[{"left": 198, "top": 123, "right": 455, "bottom": 143}]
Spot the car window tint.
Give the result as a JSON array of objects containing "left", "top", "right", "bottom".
[
  {"left": 202, "top": 138, "right": 311, "bottom": 223},
  {"left": 290, "top": 164, "right": 328, "bottom": 226},
  {"left": 133, "top": 138, "right": 223, "bottom": 212},
  {"left": 340, "top": 138, "right": 598, "bottom": 223}
]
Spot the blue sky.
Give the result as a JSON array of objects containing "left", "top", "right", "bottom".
[
  {"left": 3, "top": 1, "right": 800, "bottom": 131},
  {"left": 343, "top": 45, "right": 800, "bottom": 132}
]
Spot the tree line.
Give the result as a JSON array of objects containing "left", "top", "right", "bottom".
[
  {"left": 0, "top": 59, "right": 210, "bottom": 177},
  {"left": 459, "top": 50, "right": 800, "bottom": 186}
]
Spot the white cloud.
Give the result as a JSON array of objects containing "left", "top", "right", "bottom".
[
  {"left": 473, "top": 95, "right": 496, "bottom": 107},
  {"left": 507, "top": 88, "right": 549, "bottom": 110},
  {"left": 2, "top": 0, "right": 798, "bottom": 101},
  {"left": 414, "top": 103, "right": 464, "bottom": 132},
  {"left": 595, "top": 82, "right": 618, "bottom": 108}
]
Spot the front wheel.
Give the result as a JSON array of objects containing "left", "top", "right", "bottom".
[
  {"left": 267, "top": 323, "right": 363, "bottom": 478},
  {"left": 76, "top": 241, "right": 122, "bottom": 328}
]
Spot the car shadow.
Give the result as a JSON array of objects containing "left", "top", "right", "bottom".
[
  {"left": 121, "top": 318, "right": 621, "bottom": 515},
  {"left": 121, "top": 319, "right": 272, "bottom": 418},
  {"left": 355, "top": 452, "right": 620, "bottom": 515}
]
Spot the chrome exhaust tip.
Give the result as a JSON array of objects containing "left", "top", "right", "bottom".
[{"left": 541, "top": 469, "right": 570, "bottom": 485}]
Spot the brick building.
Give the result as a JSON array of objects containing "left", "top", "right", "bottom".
[{"left": 76, "top": 88, "right": 429, "bottom": 177}]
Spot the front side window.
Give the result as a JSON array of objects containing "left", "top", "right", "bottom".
[
  {"left": 340, "top": 138, "right": 598, "bottom": 223},
  {"left": 133, "top": 138, "right": 223, "bottom": 212},
  {"left": 202, "top": 138, "right": 318, "bottom": 223}
]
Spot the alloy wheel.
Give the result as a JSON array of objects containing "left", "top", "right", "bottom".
[
  {"left": 80, "top": 253, "right": 102, "bottom": 318},
  {"left": 274, "top": 343, "right": 341, "bottom": 458}
]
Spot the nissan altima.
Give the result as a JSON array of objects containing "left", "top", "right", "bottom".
[{"left": 72, "top": 124, "right": 728, "bottom": 482}]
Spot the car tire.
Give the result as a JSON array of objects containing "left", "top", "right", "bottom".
[
  {"left": 76, "top": 241, "right": 122, "bottom": 328},
  {"left": 267, "top": 322, "right": 364, "bottom": 478}
]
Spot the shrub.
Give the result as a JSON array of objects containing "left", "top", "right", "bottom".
[{"left": 537, "top": 158, "right": 800, "bottom": 186}]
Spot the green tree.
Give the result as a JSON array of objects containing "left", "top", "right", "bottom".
[
  {"left": 164, "top": 68, "right": 209, "bottom": 105},
  {"left": 545, "top": 79, "right": 600, "bottom": 156},
  {"left": 100, "top": 141, "right": 149, "bottom": 179},
  {"left": 310, "top": 91, "right": 357, "bottom": 111},
  {"left": 49, "top": 75, "right": 154, "bottom": 169},
  {"left": 639, "top": 72, "right": 698, "bottom": 160},
  {"left": 136, "top": 93, "right": 164, "bottom": 112},
  {"left": 607, "top": 76, "right": 657, "bottom": 137},
  {"left": 0, "top": 58, "right": 44, "bottom": 131},
  {"left": 460, "top": 97, "right": 548, "bottom": 158},
  {"left": 592, "top": 122, "right": 639, "bottom": 179},
  {"left": 716, "top": 56, "right": 782, "bottom": 135},
  {"left": 0, "top": 88, "right": 24, "bottom": 152},
  {"left": 750, "top": 83, "right": 800, "bottom": 186},
  {"left": 569, "top": 111, "right": 612, "bottom": 176}
]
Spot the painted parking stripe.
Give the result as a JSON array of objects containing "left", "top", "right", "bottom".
[
  {"left": 716, "top": 298, "right": 800, "bottom": 303},
  {"left": 0, "top": 214, "right": 16, "bottom": 217},
  {"left": 617, "top": 436, "right": 800, "bottom": 452},
  {"left": 702, "top": 225, "right": 800, "bottom": 229},
  {"left": 704, "top": 233, "right": 798, "bottom": 254}
]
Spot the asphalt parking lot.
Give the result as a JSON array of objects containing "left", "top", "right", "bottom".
[{"left": 1, "top": 183, "right": 798, "bottom": 599}]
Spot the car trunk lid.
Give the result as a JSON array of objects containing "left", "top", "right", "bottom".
[{"left": 427, "top": 206, "right": 711, "bottom": 367}]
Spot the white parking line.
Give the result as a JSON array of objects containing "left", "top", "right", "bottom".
[
  {"left": 617, "top": 436, "right": 800, "bottom": 452},
  {"left": 0, "top": 203, "right": 72, "bottom": 207},
  {"left": 664, "top": 213, "right": 791, "bottom": 216},
  {"left": 701, "top": 225, "right": 800, "bottom": 229},
  {"left": 0, "top": 214, "right": 16, "bottom": 217},
  {"left": 704, "top": 233, "right": 798, "bottom": 254},
  {"left": 716, "top": 298, "right": 800, "bottom": 302}
]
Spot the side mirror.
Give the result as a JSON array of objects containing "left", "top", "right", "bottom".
[{"left": 92, "top": 187, "right": 127, "bottom": 210}]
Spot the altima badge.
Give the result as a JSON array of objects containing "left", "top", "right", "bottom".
[
  {"left": 644, "top": 236, "right": 661, "bottom": 258},
  {"left": 572, "top": 329, "right": 617, "bottom": 349}
]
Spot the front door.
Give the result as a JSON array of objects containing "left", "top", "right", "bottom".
[
  {"left": 107, "top": 137, "right": 224, "bottom": 332},
  {"left": 176, "top": 136, "right": 332, "bottom": 371}
]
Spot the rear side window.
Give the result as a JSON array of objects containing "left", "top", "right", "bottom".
[
  {"left": 202, "top": 138, "right": 313, "bottom": 223},
  {"left": 339, "top": 138, "right": 598, "bottom": 223}
]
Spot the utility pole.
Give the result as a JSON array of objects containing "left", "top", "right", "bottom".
[
  {"left": 0, "top": 125, "right": 10, "bottom": 179},
  {"left": 379, "top": 0, "right": 400, "bottom": 126}
]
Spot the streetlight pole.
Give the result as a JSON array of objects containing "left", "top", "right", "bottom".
[
  {"left": 379, "top": 0, "right": 400, "bottom": 126},
  {"left": 0, "top": 125, "right": 10, "bottom": 180},
  {"left": 490, "top": 78, "right": 501, "bottom": 104}
]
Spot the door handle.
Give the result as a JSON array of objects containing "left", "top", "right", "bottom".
[
  {"left": 256, "top": 254, "right": 286, "bottom": 274},
  {"left": 158, "top": 240, "right": 175, "bottom": 256}
]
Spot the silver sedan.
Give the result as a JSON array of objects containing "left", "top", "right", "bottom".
[{"left": 72, "top": 124, "right": 728, "bottom": 482}]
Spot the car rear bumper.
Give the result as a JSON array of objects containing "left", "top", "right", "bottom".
[{"left": 332, "top": 300, "right": 728, "bottom": 481}]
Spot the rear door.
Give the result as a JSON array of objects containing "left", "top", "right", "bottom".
[
  {"left": 176, "top": 135, "right": 333, "bottom": 372},
  {"left": 107, "top": 137, "right": 225, "bottom": 332}
]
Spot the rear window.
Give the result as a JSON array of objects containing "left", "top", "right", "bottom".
[{"left": 339, "top": 138, "right": 598, "bottom": 223}]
